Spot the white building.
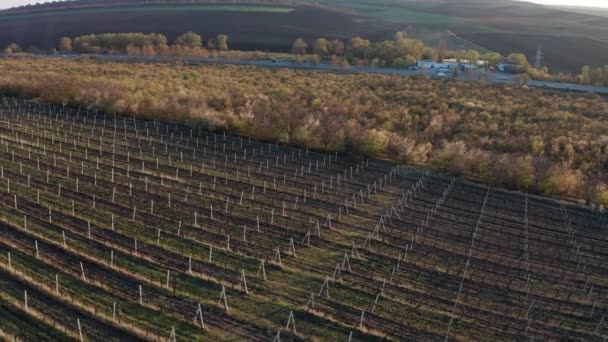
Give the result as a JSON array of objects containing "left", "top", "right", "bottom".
[
  {"left": 417, "top": 59, "right": 479, "bottom": 71},
  {"left": 417, "top": 60, "right": 455, "bottom": 69}
]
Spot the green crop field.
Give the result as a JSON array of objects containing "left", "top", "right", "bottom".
[{"left": 322, "top": 0, "right": 455, "bottom": 24}]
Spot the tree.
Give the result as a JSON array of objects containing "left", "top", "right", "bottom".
[
  {"left": 206, "top": 38, "right": 216, "bottom": 50},
  {"left": 463, "top": 49, "right": 480, "bottom": 64},
  {"left": 217, "top": 34, "right": 228, "bottom": 51},
  {"left": 507, "top": 53, "right": 530, "bottom": 72},
  {"left": 580, "top": 66, "right": 590, "bottom": 85},
  {"left": 174, "top": 32, "right": 203, "bottom": 48},
  {"left": 314, "top": 100, "right": 346, "bottom": 150},
  {"left": 142, "top": 44, "right": 156, "bottom": 57},
  {"left": 4, "top": 43, "right": 21, "bottom": 54},
  {"left": 328, "top": 40, "right": 344, "bottom": 56},
  {"left": 348, "top": 37, "right": 371, "bottom": 59},
  {"left": 404, "top": 55, "right": 417, "bottom": 66},
  {"left": 394, "top": 31, "right": 407, "bottom": 41},
  {"left": 392, "top": 57, "right": 406, "bottom": 68},
  {"left": 437, "top": 39, "right": 447, "bottom": 62},
  {"left": 312, "top": 38, "right": 329, "bottom": 57},
  {"left": 272, "top": 98, "right": 311, "bottom": 143},
  {"left": 59, "top": 37, "right": 72, "bottom": 52},
  {"left": 292, "top": 37, "right": 308, "bottom": 55},
  {"left": 541, "top": 165, "right": 582, "bottom": 198},
  {"left": 481, "top": 52, "right": 502, "bottom": 65}
]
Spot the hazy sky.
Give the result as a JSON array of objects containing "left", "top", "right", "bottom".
[{"left": 1, "top": 0, "right": 608, "bottom": 9}]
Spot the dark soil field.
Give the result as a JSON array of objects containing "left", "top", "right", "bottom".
[
  {"left": 458, "top": 32, "right": 608, "bottom": 74},
  {"left": 0, "top": 4, "right": 397, "bottom": 52}
]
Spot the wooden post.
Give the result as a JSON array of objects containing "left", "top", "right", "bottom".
[
  {"left": 289, "top": 237, "right": 297, "bottom": 257},
  {"left": 342, "top": 253, "right": 352, "bottom": 272},
  {"left": 358, "top": 310, "right": 365, "bottom": 329},
  {"left": 240, "top": 269, "right": 249, "bottom": 294},
  {"left": 218, "top": 285, "right": 228, "bottom": 312},
  {"left": 318, "top": 276, "right": 330, "bottom": 298},
  {"left": 274, "top": 247, "right": 282, "bottom": 266},
  {"left": 286, "top": 310, "right": 297, "bottom": 335},
  {"left": 306, "top": 292, "right": 315, "bottom": 308},
  {"left": 139, "top": 284, "right": 143, "bottom": 305},
  {"left": 257, "top": 259, "right": 267, "bottom": 281},
  {"left": 77, "top": 319, "right": 83, "bottom": 342},
  {"left": 195, "top": 303, "right": 205, "bottom": 329},
  {"left": 80, "top": 262, "right": 86, "bottom": 281},
  {"left": 168, "top": 326, "right": 176, "bottom": 342}
]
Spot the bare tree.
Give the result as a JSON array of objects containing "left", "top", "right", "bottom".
[
  {"left": 273, "top": 99, "right": 311, "bottom": 144},
  {"left": 315, "top": 100, "right": 346, "bottom": 150}
]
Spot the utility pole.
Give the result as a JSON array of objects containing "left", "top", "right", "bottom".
[{"left": 534, "top": 46, "right": 543, "bottom": 70}]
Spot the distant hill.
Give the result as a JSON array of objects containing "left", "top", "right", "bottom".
[
  {"left": 318, "top": 0, "right": 608, "bottom": 73},
  {"left": 0, "top": 1, "right": 396, "bottom": 53},
  {"left": 1, "top": 0, "right": 607, "bottom": 73}
]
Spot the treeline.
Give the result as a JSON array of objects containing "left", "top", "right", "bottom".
[
  {"left": 1, "top": 56, "right": 607, "bottom": 207},
  {"left": 292, "top": 32, "right": 502, "bottom": 68},
  {"left": 292, "top": 34, "right": 608, "bottom": 85},
  {"left": 576, "top": 65, "right": 608, "bottom": 86},
  {"left": 4, "top": 29, "right": 606, "bottom": 86},
  {"left": 59, "top": 32, "right": 230, "bottom": 57}
]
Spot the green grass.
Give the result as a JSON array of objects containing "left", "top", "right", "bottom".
[
  {"left": 321, "top": 0, "right": 455, "bottom": 24},
  {"left": 0, "top": 5, "right": 294, "bottom": 22},
  {"left": 0, "top": 297, "right": 73, "bottom": 342}
]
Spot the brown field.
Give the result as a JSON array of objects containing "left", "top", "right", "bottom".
[{"left": 0, "top": 4, "right": 397, "bottom": 52}]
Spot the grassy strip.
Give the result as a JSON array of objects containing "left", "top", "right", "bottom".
[
  {"left": 0, "top": 296, "right": 74, "bottom": 342},
  {"left": 0, "top": 5, "right": 294, "bottom": 22}
]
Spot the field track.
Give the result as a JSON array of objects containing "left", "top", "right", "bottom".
[{"left": 0, "top": 96, "right": 606, "bottom": 341}]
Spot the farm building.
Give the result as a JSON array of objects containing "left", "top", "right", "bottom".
[
  {"left": 417, "top": 60, "right": 455, "bottom": 69},
  {"left": 417, "top": 59, "right": 479, "bottom": 71},
  {"left": 498, "top": 59, "right": 521, "bottom": 73}
]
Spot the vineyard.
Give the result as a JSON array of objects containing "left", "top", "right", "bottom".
[{"left": 0, "top": 96, "right": 606, "bottom": 341}]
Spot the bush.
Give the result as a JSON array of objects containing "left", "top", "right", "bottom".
[
  {"left": 1, "top": 56, "right": 607, "bottom": 203},
  {"left": 541, "top": 165, "right": 582, "bottom": 198}
]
